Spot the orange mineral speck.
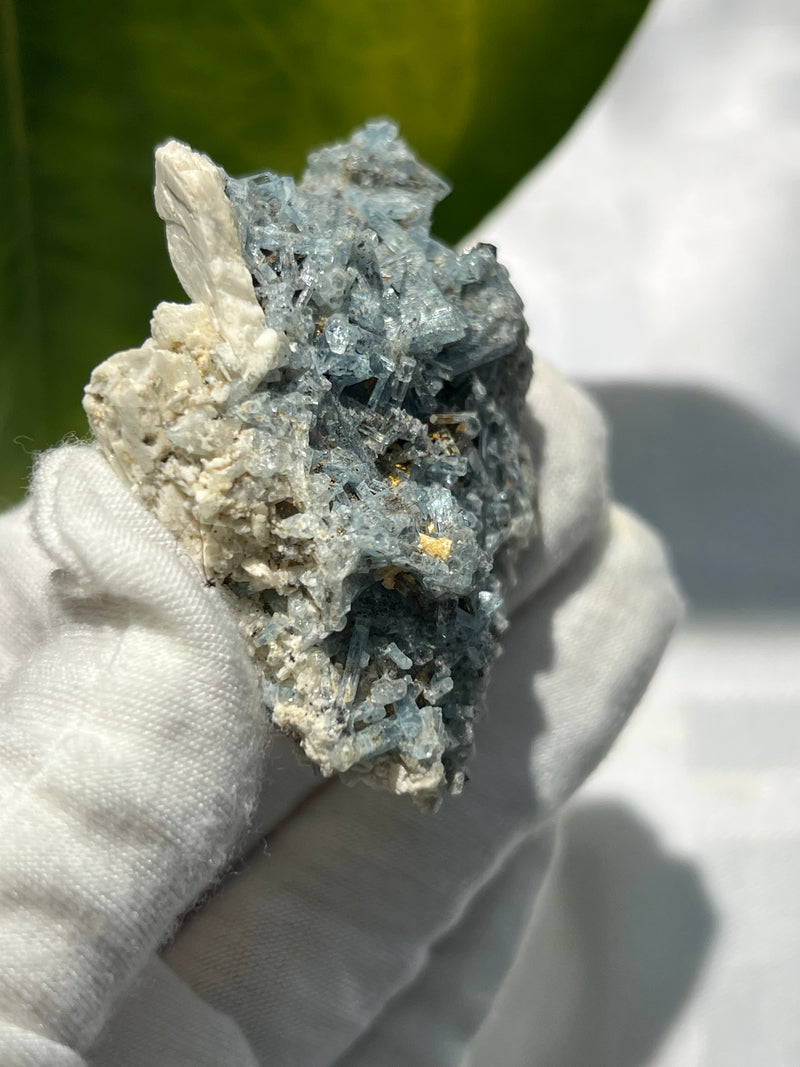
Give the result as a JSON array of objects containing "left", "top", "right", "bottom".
[{"left": 417, "top": 533, "right": 453, "bottom": 560}]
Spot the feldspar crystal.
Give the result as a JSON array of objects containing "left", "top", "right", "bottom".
[{"left": 84, "top": 121, "right": 535, "bottom": 807}]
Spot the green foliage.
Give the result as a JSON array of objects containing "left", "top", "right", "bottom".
[{"left": 0, "top": 0, "right": 648, "bottom": 504}]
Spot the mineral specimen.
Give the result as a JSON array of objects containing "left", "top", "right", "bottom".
[{"left": 84, "top": 121, "right": 535, "bottom": 807}]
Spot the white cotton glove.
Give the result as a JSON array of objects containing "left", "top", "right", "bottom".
[
  {"left": 0, "top": 448, "right": 267, "bottom": 1066},
  {"left": 0, "top": 361, "right": 681, "bottom": 1067}
]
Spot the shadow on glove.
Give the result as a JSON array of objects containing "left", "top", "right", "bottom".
[{"left": 468, "top": 799, "right": 717, "bottom": 1067}]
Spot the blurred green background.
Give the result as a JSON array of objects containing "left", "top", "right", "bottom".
[{"left": 1, "top": 0, "right": 648, "bottom": 505}]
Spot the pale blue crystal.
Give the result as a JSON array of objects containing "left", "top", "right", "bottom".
[{"left": 221, "top": 120, "right": 535, "bottom": 802}]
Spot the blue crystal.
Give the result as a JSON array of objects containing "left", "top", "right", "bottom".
[{"left": 220, "top": 120, "right": 536, "bottom": 803}]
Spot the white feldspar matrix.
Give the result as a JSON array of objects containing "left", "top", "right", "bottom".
[{"left": 85, "top": 122, "right": 535, "bottom": 807}]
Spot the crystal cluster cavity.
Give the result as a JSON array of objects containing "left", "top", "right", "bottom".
[{"left": 84, "top": 121, "right": 535, "bottom": 807}]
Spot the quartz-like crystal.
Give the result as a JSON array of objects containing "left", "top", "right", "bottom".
[{"left": 84, "top": 121, "right": 535, "bottom": 808}]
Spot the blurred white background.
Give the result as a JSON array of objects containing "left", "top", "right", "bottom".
[{"left": 468, "top": 0, "right": 800, "bottom": 1062}]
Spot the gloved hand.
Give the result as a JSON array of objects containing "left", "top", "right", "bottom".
[{"left": 0, "top": 359, "right": 681, "bottom": 1067}]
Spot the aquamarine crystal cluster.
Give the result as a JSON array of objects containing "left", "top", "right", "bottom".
[{"left": 85, "top": 122, "right": 535, "bottom": 806}]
